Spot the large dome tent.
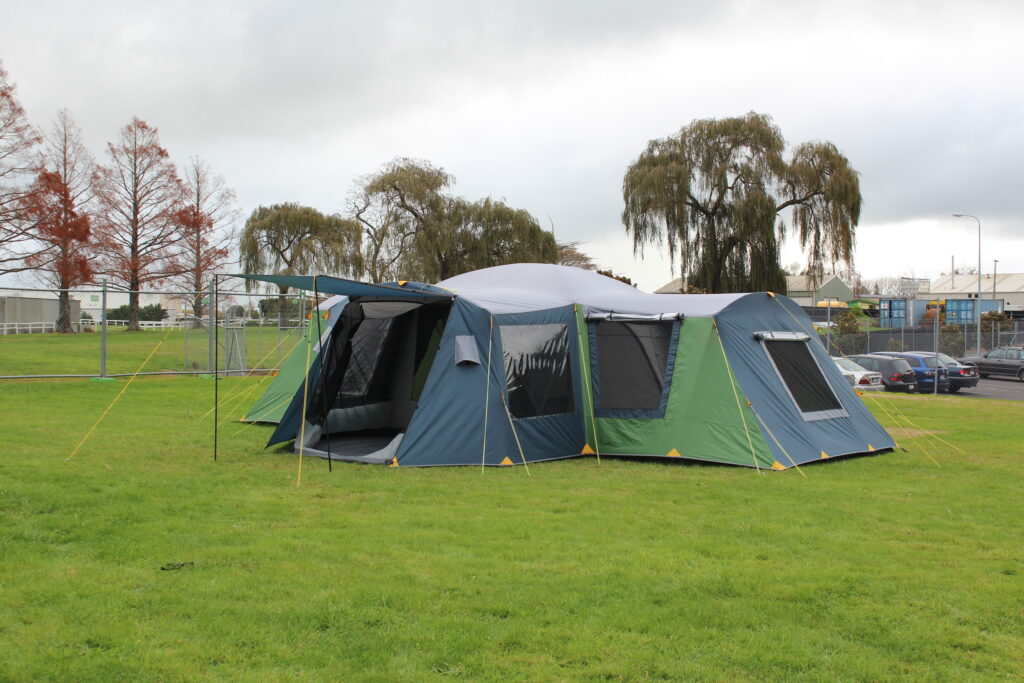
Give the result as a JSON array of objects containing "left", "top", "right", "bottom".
[{"left": 237, "top": 264, "right": 894, "bottom": 469}]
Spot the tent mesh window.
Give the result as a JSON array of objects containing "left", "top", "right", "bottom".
[
  {"left": 501, "top": 324, "right": 574, "bottom": 418},
  {"left": 594, "top": 321, "right": 672, "bottom": 411},
  {"left": 340, "top": 318, "right": 395, "bottom": 398},
  {"left": 763, "top": 340, "right": 843, "bottom": 414}
]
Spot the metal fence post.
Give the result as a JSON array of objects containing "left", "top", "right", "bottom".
[
  {"left": 207, "top": 280, "right": 215, "bottom": 373},
  {"left": 183, "top": 307, "right": 189, "bottom": 370},
  {"left": 100, "top": 279, "right": 108, "bottom": 378}
]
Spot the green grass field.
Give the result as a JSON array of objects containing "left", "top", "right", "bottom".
[
  {"left": 1, "top": 368, "right": 1022, "bottom": 679},
  {"left": 0, "top": 326, "right": 304, "bottom": 377}
]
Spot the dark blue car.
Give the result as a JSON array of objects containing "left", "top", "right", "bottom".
[{"left": 874, "top": 352, "right": 950, "bottom": 393}]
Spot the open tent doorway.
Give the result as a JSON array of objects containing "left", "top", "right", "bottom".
[{"left": 283, "top": 298, "right": 453, "bottom": 463}]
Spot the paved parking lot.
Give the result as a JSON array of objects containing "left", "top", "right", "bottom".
[{"left": 952, "top": 377, "right": 1024, "bottom": 401}]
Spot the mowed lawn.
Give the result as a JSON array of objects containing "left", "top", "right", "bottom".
[
  {"left": 1, "top": 374, "right": 1022, "bottom": 680},
  {"left": 0, "top": 326, "right": 303, "bottom": 377}
]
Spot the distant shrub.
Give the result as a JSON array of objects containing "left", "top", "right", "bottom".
[{"left": 106, "top": 304, "right": 168, "bottom": 322}]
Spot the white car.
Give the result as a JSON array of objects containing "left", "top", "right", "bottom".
[{"left": 832, "top": 357, "right": 884, "bottom": 391}]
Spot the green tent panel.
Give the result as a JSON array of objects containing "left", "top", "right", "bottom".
[
  {"left": 242, "top": 332, "right": 315, "bottom": 423},
  {"left": 590, "top": 317, "right": 775, "bottom": 468},
  {"left": 242, "top": 296, "right": 348, "bottom": 424}
]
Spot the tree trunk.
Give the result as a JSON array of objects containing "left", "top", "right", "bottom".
[
  {"left": 277, "top": 287, "right": 289, "bottom": 330},
  {"left": 128, "top": 275, "right": 141, "bottom": 331},
  {"left": 193, "top": 292, "right": 204, "bottom": 324},
  {"left": 57, "top": 290, "right": 73, "bottom": 334}
]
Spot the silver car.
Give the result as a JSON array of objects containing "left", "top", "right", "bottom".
[{"left": 832, "top": 357, "right": 884, "bottom": 391}]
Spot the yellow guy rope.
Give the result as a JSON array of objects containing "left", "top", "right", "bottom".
[
  {"left": 68, "top": 326, "right": 175, "bottom": 460},
  {"left": 501, "top": 392, "right": 531, "bottom": 477},
  {"left": 295, "top": 283, "right": 319, "bottom": 487},
  {"left": 768, "top": 296, "right": 930, "bottom": 459},
  {"left": 200, "top": 330, "right": 305, "bottom": 419},
  {"left": 749, "top": 406, "right": 807, "bottom": 478},
  {"left": 574, "top": 305, "right": 601, "bottom": 464},
  {"left": 871, "top": 393, "right": 966, "bottom": 455},
  {"left": 481, "top": 316, "right": 494, "bottom": 472},
  {"left": 770, "top": 296, "right": 958, "bottom": 459},
  {"left": 858, "top": 393, "right": 943, "bottom": 467},
  {"left": 714, "top": 319, "right": 763, "bottom": 475}
]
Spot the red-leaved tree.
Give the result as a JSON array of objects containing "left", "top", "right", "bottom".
[
  {"left": 93, "top": 118, "right": 184, "bottom": 330},
  {"left": 22, "top": 111, "right": 96, "bottom": 332},
  {"left": 0, "top": 61, "right": 42, "bottom": 274},
  {"left": 169, "top": 156, "right": 237, "bottom": 320}
]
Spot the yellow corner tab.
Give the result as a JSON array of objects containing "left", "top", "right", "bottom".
[
  {"left": 398, "top": 280, "right": 408, "bottom": 286},
  {"left": 499, "top": 456, "right": 514, "bottom": 466},
  {"left": 770, "top": 461, "right": 786, "bottom": 470},
  {"left": 855, "top": 389, "right": 864, "bottom": 396},
  {"left": 581, "top": 443, "right": 595, "bottom": 455},
  {"left": 767, "top": 291, "right": 776, "bottom": 298},
  {"left": 667, "top": 448, "right": 682, "bottom": 458},
  {"left": 389, "top": 457, "right": 399, "bottom": 467},
  {"left": 868, "top": 444, "right": 875, "bottom": 451},
  {"left": 820, "top": 450, "right": 829, "bottom": 459}
]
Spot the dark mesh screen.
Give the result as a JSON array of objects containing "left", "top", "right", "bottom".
[
  {"left": 340, "top": 318, "right": 394, "bottom": 397},
  {"left": 501, "top": 324, "right": 573, "bottom": 418},
  {"left": 595, "top": 321, "right": 672, "bottom": 410},
  {"left": 764, "top": 340, "right": 842, "bottom": 413}
]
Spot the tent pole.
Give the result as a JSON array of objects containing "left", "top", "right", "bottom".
[
  {"left": 480, "top": 315, "right": 493, "bottom": 472},
  {"left": 314, "top": 276, "right": 333, "bottom": 471},
  {"left": 296, "top": 284, "right": 318, "bottom": 487},
  {"left": 213, "top": 275, "right": 219, "bottom": 462},
  {"left": 575, "top": 305, "right": 600, "bottom": 464}
]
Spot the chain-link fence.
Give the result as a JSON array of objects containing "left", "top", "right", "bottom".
[
  {"left": 818, "top": 320, "right": 1024, "bottom": 359},
  {"left": 0, "top": 283, "right": 320, "bottom": 379},
  {"left": 3, "top": 282, "right": 1022, "bottom": 379}
]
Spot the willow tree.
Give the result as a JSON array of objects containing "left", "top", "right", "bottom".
[
  {"left": 622, "top": 112, "right": 861, "bottom": 293},
  {"left": 351, "top": 157, "right": 558, "bottom": 282},
  {"left": 239, "top": 203, "right": 361, "bottom": 326}
]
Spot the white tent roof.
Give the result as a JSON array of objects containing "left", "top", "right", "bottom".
[{"left": 438, "top": 264, "right": 748, "bottom": 316}]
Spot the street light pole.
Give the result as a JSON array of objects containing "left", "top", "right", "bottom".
[
  {"left": 953, "top": 214, "right": 982, "bottom": 354},
  {"left": 993, "top": 259, "right": 998, "bottom": 301}
]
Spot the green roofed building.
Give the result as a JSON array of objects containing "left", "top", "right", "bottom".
[{"left": 238, "top": 264, "right": 894, "bottom": 469}]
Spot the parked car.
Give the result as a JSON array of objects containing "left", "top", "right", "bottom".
[
  {"left": 831, "top": 357, "right": 884, "bottom": 391},
  {"left": 847, "top": 354, "right": 917, "bottom": 393},
  {"left": 959, "top": 346, "right": 1024, "bottom": 381},
  {"left": 873, "top": 352, "right": 950, "bottom": 393},
  {"left": 924, "top": 352, "right": 979, "bottom": 392}
]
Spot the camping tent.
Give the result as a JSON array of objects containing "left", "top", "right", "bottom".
[
  {"left": 238, "top": 264, "right": 894, "bottom": 469},
  {"left": 242, "top": 296, "right": 347, "bottom": 424}
]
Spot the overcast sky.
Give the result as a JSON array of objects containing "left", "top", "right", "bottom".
[{"left": 3, "top": 0, "right": 1022, "bottom": 291}]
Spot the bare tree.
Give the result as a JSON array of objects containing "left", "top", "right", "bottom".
[
  {"left": 22, "top": 110, "right": 97, "bottom": 332},
  {"left": 558, "top": 241, "right": 597, "bottom": 270},
  {"left": 93, "top": 118, "right": 184, "bottom": 330},
  {"left": 168, "top": 156, "right": 238, "bottom": 319},
  {"left": 0, "top": 61, "right": 41, "bottom": 273}
]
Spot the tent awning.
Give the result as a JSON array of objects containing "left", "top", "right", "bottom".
[{"left": 231, "top": 274, "right": 453, "bottom": 301}]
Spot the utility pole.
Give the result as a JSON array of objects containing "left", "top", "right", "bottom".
[{"left": 952, "top": 214, "right": 982, "bottom": 353}]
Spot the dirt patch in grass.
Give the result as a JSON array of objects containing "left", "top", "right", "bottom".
[{"left": 887, "top": 427, "right": 940, "bottom": 438}]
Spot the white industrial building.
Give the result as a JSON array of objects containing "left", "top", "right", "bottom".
[{"left": 929, "top": 273, "right": 1024, "bottom": 312}]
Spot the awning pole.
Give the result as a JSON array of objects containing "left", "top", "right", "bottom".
[
  {"left": 314, "top": 276, "right": 333, "bottom": 471},
  {"left": 296, "top": 281, "right": 318, "bottom": 486}
]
